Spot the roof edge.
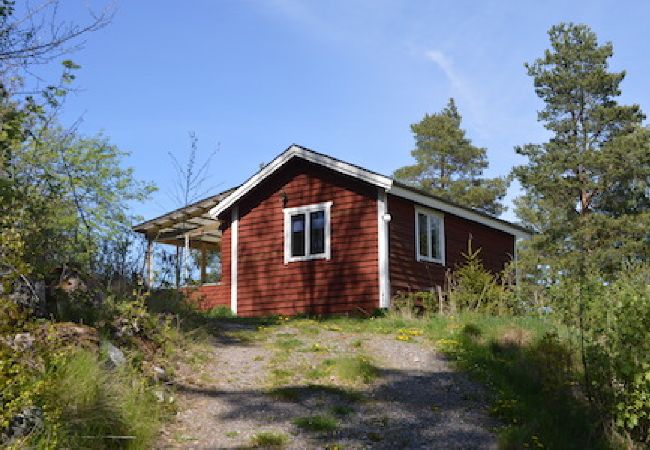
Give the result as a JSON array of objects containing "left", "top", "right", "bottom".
[
  {"left": 208, "top": 144, "right": 393, "bottom": 218},
  {"left": 388, "top": 184, "right": 532, "bottom": 238},
  {"left": 207, "top": 144, "right": 532, "bottom": 239}
]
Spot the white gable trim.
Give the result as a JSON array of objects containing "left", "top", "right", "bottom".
[
  {"left": 388, "top": 186, "right": 531, "bottom": 239},
  {"left": 209, "top": 145, "right": 392, "bottom": 218},
  {"left": 208, "top": 144, "right": 531, "bottom": 240}
]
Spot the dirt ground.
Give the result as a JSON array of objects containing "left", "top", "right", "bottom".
[{"left": 157, "top": 319, "right": 497, "bottom": 449}]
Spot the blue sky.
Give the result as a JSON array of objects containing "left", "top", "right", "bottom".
[{"left": 39, "top": 0, "right": 650, "bottom": 222}]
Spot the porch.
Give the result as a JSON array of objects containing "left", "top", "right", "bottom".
[{"left": 132, "top": 190, "right": 233, "bottom": 309}]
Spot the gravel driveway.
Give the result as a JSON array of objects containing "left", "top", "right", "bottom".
[{"left": 157, "top": 321, "right": 497, "bottom": 449}]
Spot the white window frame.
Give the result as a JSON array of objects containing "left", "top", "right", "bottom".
[
  {"left": 283, "top": 201, "right": 332, "bottom": 264},
  {"left": 415, "top": 206, "right": 445, "bottom": 265}
]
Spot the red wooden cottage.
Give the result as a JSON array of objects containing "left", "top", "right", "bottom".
[{"left": 134, "top": 145, "right": 531, "bottom": 317}]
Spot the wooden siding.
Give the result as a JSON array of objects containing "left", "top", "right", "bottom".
[
  {"left": 233, "top": 159, "right": 379, "bottom": 317},
  {"left": 388, "top": 194, "right": 515, "bottom": 293}
]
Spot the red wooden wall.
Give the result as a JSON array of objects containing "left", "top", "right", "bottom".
[
  {"left": 184, "top": 221, "right": 232, "bottom": 309},
  {"left": 232, "top": 159, "right": 379, "bottom": 317},
  {"left": 387, "top": 194, "right": 515, "bottom": 294}
]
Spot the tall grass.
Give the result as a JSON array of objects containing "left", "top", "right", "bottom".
[{"left": 36, "top": 350, "right": 164, "bottom": 449}]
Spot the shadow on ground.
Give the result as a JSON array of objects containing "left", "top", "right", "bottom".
[{"left": 173, "top": 365, "right": 497, "bottom": 449}]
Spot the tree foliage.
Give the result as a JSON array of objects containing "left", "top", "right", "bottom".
[
  {"left": 514, "top": 23, "right": 650, "bottom": 444},
  {"left": 513, "top": 23, "right": 650, "bottom": 276},
  {"left": 394, "top": 98, "right": 509, "bottom": 216},
  {"left": 0, "top": 2, "right": 153, "bottom": 285}
]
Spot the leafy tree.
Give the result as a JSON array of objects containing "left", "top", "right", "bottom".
[
  {"left": 0, "top": 1, "right": 152, "bottom": 288},
  {"left": 513, "top": 23, "right": 650, "bottom": 276},
  {"left": 394, "top": 98, "right": 509, "bottom": 216}
]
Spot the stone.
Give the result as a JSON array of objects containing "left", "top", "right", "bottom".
[
  {"left": 11, "top": 333, "right": 35, "bottom": 351},
  {"left": 6, "top": 407, "right": 44, "bottom": 441},
  {"left": 153, "top": 365, "right": 169, "bottom": 382},
  {"left": 104, "top": 342, "right": 126, "bottom": 368}
]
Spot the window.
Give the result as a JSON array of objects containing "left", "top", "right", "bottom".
[
  {"left": 415, "top": 207, "right": 445, "bottom": 264},
  {"left": 284, "top": 202, "right": 332, "bottom": 263}
]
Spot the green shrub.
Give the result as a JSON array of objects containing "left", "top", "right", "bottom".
[
  {"left": 447, "top": 243, "right": 513, "bottom": 315},
  {"left": 551, "top": 262, "right": 650, "bottom": 443}
]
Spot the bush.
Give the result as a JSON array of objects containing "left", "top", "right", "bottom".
[
  {"left": 447, "top": 243, "right": 514, "bottom": 315},
  {"left": 552, "top": 262, "right": 650, "bottom": 443}
]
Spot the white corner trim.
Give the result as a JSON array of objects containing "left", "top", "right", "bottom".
[
  {"left": 415, "top": 206, "right": 446, "bottom": 265},
  {"left": 390, "top": 186, "right": 532, "bottom": 239},
  {"left": 283, "top": 201, "right": 332, "bottom": 264},
  {"left": 377, "top": 189, "right": 390, "bottom": 309},
  {"left": 230, "top": 205, "right": 238, "bottom": 315},
  {"left": 209, "top": 145, "right": 392, "bottom": 219}
]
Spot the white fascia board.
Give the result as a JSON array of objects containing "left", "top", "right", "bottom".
[
  {"left": 389, "top": 186, "right": 532, "bottom": 239},
  {"left": 208, "top": 145, "right": 392, "bottom": 219}
]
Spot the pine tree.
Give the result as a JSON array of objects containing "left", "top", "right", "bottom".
[
  {"left": 394, "top": 98, "right": 508, "bottom": 216},
  {"left": 513, "top": 23, "right": 650, "bottom": 276}
]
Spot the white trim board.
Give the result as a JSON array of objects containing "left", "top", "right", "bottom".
[
  {"left": 377, "top": 189, "right": 390, "bottom": 308},
  {"left": 230, "top": 205, "right": 238, "bottom": 315}
]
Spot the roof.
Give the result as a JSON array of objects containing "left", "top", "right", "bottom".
[
  {"left": 208, "top": 144, "right": 533, "bottom": 239},
  {"left": 132, "top": 188, "right": 236, "bottom": 249}
]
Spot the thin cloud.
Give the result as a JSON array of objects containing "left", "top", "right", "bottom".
[{"left": 423, "top": 49, "right": 487, "bottom": 132}]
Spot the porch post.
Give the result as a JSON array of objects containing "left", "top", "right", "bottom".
[
  {"left": 183, "top": 233, "right": 190, "bottom": 284},
  {"left": 145, "top": 237, "right": 154, "bottom": 289},
  {"left": 200, "top": 242, "right": 207, "bottom": 283},
  {"left": 175, "top": 244, "right": 180, "bottom": 289}
]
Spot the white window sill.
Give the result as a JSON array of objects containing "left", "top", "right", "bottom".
[
  {"left": 416, "top": 256, "right": 445, "bottom": 265},
  {"left": 285, "top": 254, "right": 329, "bottom": 264}
]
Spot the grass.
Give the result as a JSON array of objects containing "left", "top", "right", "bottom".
[
  {"left": 151, "top": 293, "right": 607, "bottom": 449},
  {"left": 292, "top": 415, "right": 338, "bottom": 432},
  {"left": 250, "top": 431, "right": 289, "bottom": 447},
  {"left": 35, "top": 349, "right": 165, "bottom": 449},
  {"left": 273, "top": 336, "right": 303, "bottom": 350},
  {"left": 329, "top": 404, "right": 354, "bottom": 416},
  {"left": 326, "top": 355, "right": 378, "bottom": 384},
  {"left": 259, "top": 312, "right": 607, "bottom": 449}
]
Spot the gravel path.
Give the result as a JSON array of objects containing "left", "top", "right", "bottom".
[{"left": 157, "top": 322, "right": 497, "bottom": 449}]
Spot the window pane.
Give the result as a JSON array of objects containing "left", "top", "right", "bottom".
[
  {"left": 291, "top": 214, "right": 305, "bottom": 257},
  {"left": 430, "top": 216, "right": 441, "bottom": 260},
  {"left": 310, "top": 210, "right": 325, "bottom": 255},
  {"left": 418, "top": 213, "right": 428, "bottom": 258}
]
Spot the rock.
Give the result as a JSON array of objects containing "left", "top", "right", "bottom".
[
  {"left": 5, "top": 407, "right": 44, "bottom": 442},
  {"left": 11, "top": 333, "right": 35, "bottom": 351},
  {"left": 104, "top": 342, "right": 126, "bottom": 368},
  {"left": 154, "top": 389, "right": 165, "bottom": 402},
  {"left": 153, "top": 365, "right": 169, "bottom": 382}
]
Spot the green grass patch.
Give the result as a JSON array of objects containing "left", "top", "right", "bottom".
[
  {"left": 293, "top": 415, "right": 338, "bottom": 432},
  {"left": 329, "top": 404, "right": 354, "bottom": 416},
  {"left": 326, "top": 355, "right": 378, "bottom": 384},
  {"left": 274, "top": 336, "right": 303, "bottom": 350},
  {"left": 250, "top": 431, "right": 289, "bottom": 447}
]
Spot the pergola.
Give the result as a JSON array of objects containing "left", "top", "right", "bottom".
[{"left": 132, "top": 188, "right": 235, "bottom": 287}]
